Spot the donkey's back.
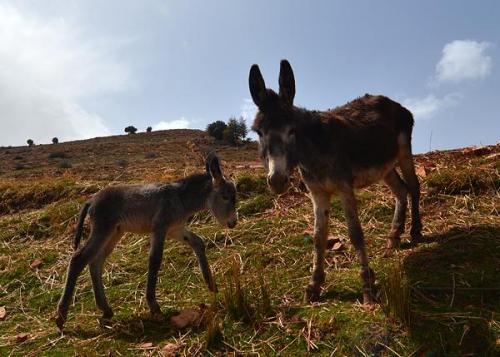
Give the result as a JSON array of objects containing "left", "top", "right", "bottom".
[{"left": 324, "top": 94, "right": 414, "bottom": 171}]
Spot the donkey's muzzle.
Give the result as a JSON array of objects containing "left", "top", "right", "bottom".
[{"left": 267, "top": 174, "right": 290, "bottom": 194}]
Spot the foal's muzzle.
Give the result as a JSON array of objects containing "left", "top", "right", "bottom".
[{"left": 267, "top": 174, "right": 290, "bottom": 194}]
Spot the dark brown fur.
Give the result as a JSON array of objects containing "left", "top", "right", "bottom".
[{"left": 249, "top": 60, "right": 422, "bottom": 304}]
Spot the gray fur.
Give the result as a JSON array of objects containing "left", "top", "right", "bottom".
[{"left": 55, "top": 155, "right": 237, "bottom": 330}]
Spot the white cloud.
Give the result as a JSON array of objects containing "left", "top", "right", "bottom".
[
  {"left": 0, "top": 4, "right": 130, "bottom": 146},
  {"left": 435, "top": 40, "right": 493, "bottom": 83},
  {"left": 402, "top": 93, "right": 461, "bottom": 120},
  {"left": 152, "top": 118, "right": 190, "bottom": 130}
]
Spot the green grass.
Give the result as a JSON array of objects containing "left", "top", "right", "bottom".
[{"left": 0, "top": 146, "right": 499, "bottom": 356}]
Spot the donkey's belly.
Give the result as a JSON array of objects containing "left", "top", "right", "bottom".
[
  {"left": 352, "top": 160, "right": 396, "bottom": 188},
  {"left": 119, "top": 214, "right": 154, "bottom": 234}
]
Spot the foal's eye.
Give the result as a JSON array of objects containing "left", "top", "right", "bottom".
[
  {"left": 222, "top": 195, "right": 230, "bottom": 201},
  {"left": 256, "top": 130, "right": 262, "bottom": 137}
]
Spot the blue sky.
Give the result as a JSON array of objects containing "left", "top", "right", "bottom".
[{"left": 0, "top": 1, "right": 498, "bottom": 152}]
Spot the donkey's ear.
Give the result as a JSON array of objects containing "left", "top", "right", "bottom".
[
  {"left": 206, "top": 153, "right": 223, "bottom": 183},
  {"left": 249, "top": 64, "right": 267, "bottom": 108},
  {"left": 279, "top": 59, "right": 295, "bottom": 105}
]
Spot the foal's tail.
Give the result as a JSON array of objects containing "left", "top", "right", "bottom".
[{"left": 73, "top": 201, "right": 91, "bottom": 250}]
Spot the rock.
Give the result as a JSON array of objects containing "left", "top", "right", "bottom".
[
  {"left": 30, "top": 258, "right": 43, "bottom": 270},
  {"left": 0, "top": 306, "right": 7, "bottom": 320},
  {"left": 161, "top": 343, "right": 180, "bottom": 356},
  {"left": 170, "top": 308, "right": 201, "bottom": 330},
  {"left": 15, "top": 333, "right": 30, "bottom": 343}
]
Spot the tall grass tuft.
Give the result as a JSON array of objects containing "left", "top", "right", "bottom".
[
  {"left": 205, "top": 293, "right": 223, "bottom": 349},
  {"left": 222, "top": 257, "right": 253, "bottom": 323},
  {"left": 381, "top": 259, "right": 411, "bottom": 327}
]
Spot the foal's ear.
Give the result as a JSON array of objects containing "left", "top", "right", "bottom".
[
  {"left": 249, "top": 64, "right": 267, "bottom": 108},
  {"left": 279, "top": 59, "right": 295, "bottom": 106},
  {"left": 206, "top": 153, "right": 223, "bottom": 183}
]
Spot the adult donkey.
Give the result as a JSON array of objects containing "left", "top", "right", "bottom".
[{"left": 249, "top": 60, "right": 422, "bottom": 304}]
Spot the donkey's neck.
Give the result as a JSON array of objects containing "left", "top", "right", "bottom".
[{"left": 175, "top": 173, "right": 213, "bottom": 215}]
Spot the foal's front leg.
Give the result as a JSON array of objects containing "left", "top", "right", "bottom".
[
  {"left": 180, "top": 229, "right": 217, "bottom": 292},
  {"left": 305, "top": 191, "right": 331, "bottom": 302},
  {"left": 146, "top": 227, "right": 167, "bottom": 321}
]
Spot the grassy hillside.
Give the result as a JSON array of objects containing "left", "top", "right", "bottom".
[{"left": 0, "top": 131, "right": 499, "bottom": 356}]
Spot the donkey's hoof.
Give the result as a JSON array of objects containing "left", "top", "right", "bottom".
[
  {"left": 102, "top": 310, "right": 114, "bottom": 320},
  {"left": 304, "top": 285, "right": 321, "bottom": 303},
  {"left": 150, "top": 312, "right": 165, "bottom": 323},
  {"left": 54, "top": 313, "right": 66, "bottom": 331},
  {"left": 410, "top": 233, "right": 423, "bottom": 246}
]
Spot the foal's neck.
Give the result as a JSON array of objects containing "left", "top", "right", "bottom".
[{"left": 175, "top": 173, "right": 213, "bottom": 215}]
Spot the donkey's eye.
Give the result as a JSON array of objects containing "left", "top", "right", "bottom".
[
  {"left": 256, "top": 130, "right": 262, "bottom": 137},
  {"left": 222, "top": 195, "right": 230, "bottom": 201}
]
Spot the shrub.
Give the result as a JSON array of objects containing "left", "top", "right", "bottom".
[
  {"left": 426, "top": 168, "right": 499, "bottom": 195},
  {"left": 58, "top": 160, "right": 72, "bottom": 169},
  {"left": 52, "top": 137, "right": 59, "bottom": 144},
  {"left": 116, "top": 159, "right": 128, "bottom": 167},
  {"left": 124, "top": 126, "right": 137, "bottom": 135},
  {"left": 236, "top": 173, "right": 267, "bottom": 198},
  {"left": 27, "top": 139, "right": 34, "bottom": 147},
  {"left": 223, "top": 117, "right": 247, "bottom": 145},
  {"left": 48, "top": 152, "right": 67, "bottom": 159},
  {"left": 206, "top": 120, "right": 227, "bottom": 141},
  {"left": 146, "top": 126, "right": 152, "bottom": 133},
  {"left": 238, "top": 194, "right": 273, "bottom": 216}
]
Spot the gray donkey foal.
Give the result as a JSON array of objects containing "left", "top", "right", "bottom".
[{"left": 56, "top": 154, "right": 237, "bottom": 330}]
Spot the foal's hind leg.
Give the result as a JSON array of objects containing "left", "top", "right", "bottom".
[
  {"left": 398, "top": 140, "right": 423, "bottom": 243},
  {"left": 383, "top": 169, "right": 408, "bottom": 256},
  {"left": 56, "top": 228, "right": 110, "bottom": 330},
  {"left": 89, "top": 230, "right": 123, "bottom": 320}
]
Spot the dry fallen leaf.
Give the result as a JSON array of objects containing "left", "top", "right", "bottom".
[
  {"left": 30, "top": 258, "right": 43, "bottom": 270},
  {"left": 0, "top": 306, "right": 7, "bottom": 320},
  {"left": 170, "top": 308, "right": 201, "bottom": 330},
  {"left": 326, "top": 237, "right": 341, "bottom": 250},
  {"left": 161, "top": 343, "right": 179, "bottom": 356},
  {"left": 15, "top": 333, "right": 30, "bottom": 343},
  {"left": 139, "top": 342, "right": 154, "bottom": 349},
  {"left": 332, "top": 242, "right": 345, "bottom": 251},
  {"left": 415, "top": 165, "right": 427, "bottom": 178}
]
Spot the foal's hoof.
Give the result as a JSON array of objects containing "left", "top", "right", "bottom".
[{"left": 304, "top": 285, "right": 321, "bottom": 303}]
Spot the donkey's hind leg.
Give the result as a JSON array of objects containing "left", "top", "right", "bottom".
[
  {"left": 398, "top": 137, "right": 423, "bottom": 243},
  {"left": 338, "top": 185, "right": 376, "bottom": 305},
  {"left": 383, "top": 169, "right": 408, "bottom": 256},
  {"left": 56, "top": 228, "right": 110, "bottom": 330},
  {"left": 89, "top": 229, "right": 123, "bottom": 320}
]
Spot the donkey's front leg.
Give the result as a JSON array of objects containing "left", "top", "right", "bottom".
[
  {"left": 304, "top": 191, "right": 331, "bottom": 303},
  {"left": 181, "top": 229, "right": 217, "bottom": 292},
  {"left": 338, "top": 186, "right": 376, "bottom": 305},
  {"left": 146, "top": 227, "right": 167, "bottom": 321}
]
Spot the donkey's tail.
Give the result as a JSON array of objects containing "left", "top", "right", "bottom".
[{"left": 73, "top": 201, "right": 91, "bottom": 250}]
